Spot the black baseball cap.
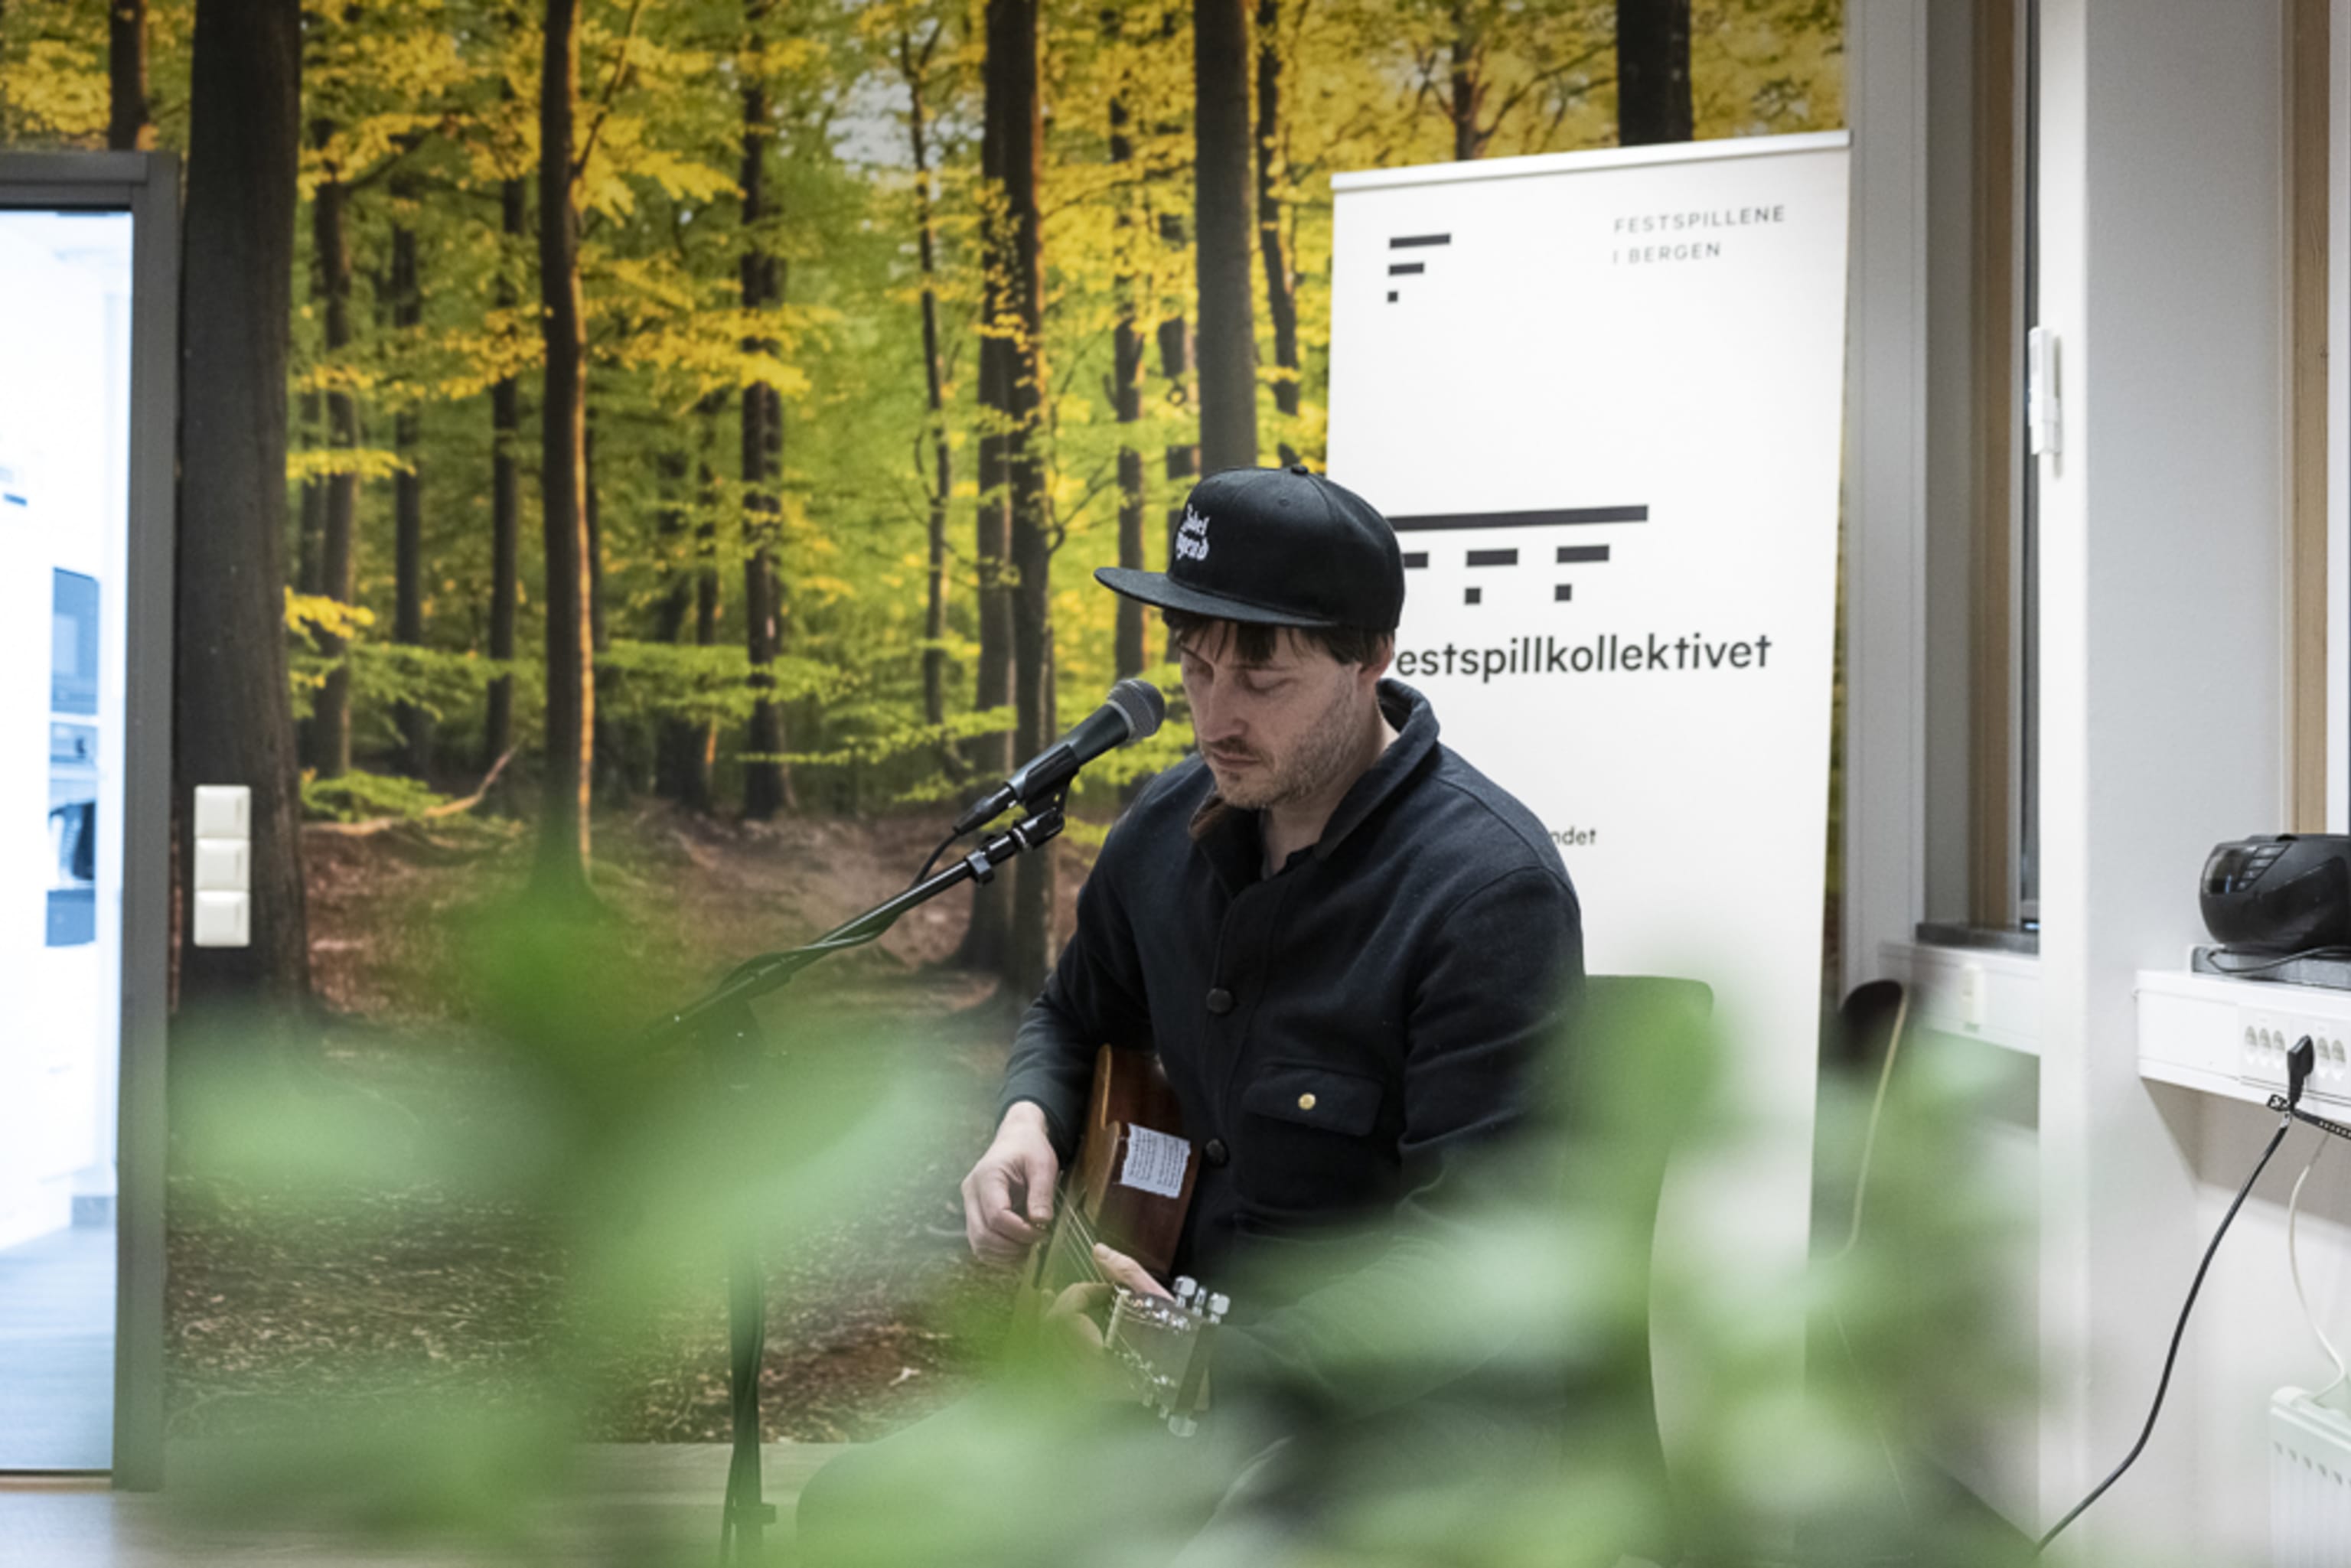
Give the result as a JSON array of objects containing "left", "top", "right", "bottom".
[{"left": 1095, "top": 464, "right": 1406, "bottom": 631}]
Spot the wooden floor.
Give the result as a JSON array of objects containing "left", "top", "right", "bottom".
[
  {"left": 0, "top": 1222, "right": 112, "bottom": 1471},
  {"left": 0, "top": 1443, "right": 841, "bottom": 1566}
]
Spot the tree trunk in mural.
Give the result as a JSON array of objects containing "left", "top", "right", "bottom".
[
  {"left": 1256, "top": 0, "right": 1299, "bottom": 464},
  {"left": 1616, "top": 0, "right": 1692, "bottom": 146},
  {"left": 305, "top": 119, "right": 358, "bottom": 782},
  {"left": 959, "top": 9, "right": 1019, "bottom": 974},
  {"left": 484, "top": 174, "right": 523, "bottom": 777},
  {"left": 1447, "top": 0, "right": 1488, "bottom": 160},
  {"left": 740, "top": 1, "right": 794, "bottom": 820},
  {"left": 1109, "top": 8, "right": 1149, "bottom": 680},
  {"left": 989, "top": 0, "right": 1057, "bottom": 992},
  {"left": 653, "top": 446, "right": 697, "bottom": 799},
  {"left": 176, "top": 0, "right": 311, "bottom": 1008},
  {"left": 390, "top": 175, "right": 432, "bottom": 779},
  {"left": 1192, "top": 0, "right": 1258, "bottom": 478},
  {"left": 533, "top": 0, "right": 594, "bottom": 896},
  {"left": 107, "top": 0, "right": 150, "bottom": 150},
  {"left": 903, "top": 24, "right": 957, "bottom": 750}
]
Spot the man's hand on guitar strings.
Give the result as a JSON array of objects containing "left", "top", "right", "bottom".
[
  {"left": 1046, "top": 1242, "right": 1174, "bottom": 1346},
  {"left": 960, "top": 1101, "right": 1061, "bottom": 1265},
  {"left": 1042, "top": 1242, "right": 1176, "bottom": 1394}
]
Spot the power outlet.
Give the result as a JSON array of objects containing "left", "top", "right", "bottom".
[
  {"left": 2238, "top": 1006, "right": 2351, "bottom": 1102},
  {"left": 1957, "top": 962, "right": 1987, "bottom": 1031}
]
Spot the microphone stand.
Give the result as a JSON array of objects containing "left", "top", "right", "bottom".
[{"left": 641, "top": 792, "right": 1069, "bottom": 1566}]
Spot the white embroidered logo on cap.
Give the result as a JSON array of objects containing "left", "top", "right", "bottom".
[{"left": 1175, "top": 504, "right": 1211, "bottom": 562}]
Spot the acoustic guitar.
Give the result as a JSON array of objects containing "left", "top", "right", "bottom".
[{"left": 1022, "top": 1045, "right": 1228, "bottom": 1435}]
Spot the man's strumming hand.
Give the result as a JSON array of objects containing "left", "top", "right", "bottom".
[{"left": 960, "top": 1101, "right": 1060, "bottom": 1265}]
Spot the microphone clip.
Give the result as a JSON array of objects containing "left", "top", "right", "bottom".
[{"left": 958, "top": 790, "right": 1068, "bottom": 886}]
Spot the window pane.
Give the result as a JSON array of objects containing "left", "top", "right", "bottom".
[{"left": 0, "top": 207, "right": 135, "bottom": 1470}]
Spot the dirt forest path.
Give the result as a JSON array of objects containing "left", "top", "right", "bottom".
[
  {"left": 303, "top": 801, "right": 1089, "bottom": 1024},
  {"left": 168, "top": 804, "right": 1102, "bottom": 1443}
]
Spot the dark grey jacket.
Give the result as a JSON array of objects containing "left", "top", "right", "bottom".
[{"left": 999, "top": 680, "right": 1583, "bottom": 1416}]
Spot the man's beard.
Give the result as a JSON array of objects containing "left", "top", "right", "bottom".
[{"left": 1210, "top": 686, "right": 1367, "bottom": 813}]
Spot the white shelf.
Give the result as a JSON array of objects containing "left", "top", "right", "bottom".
[
  {"left": 1877, "top": 940, "right": 2042, "bottom": 1057},
  {"left": 2137, "top": 970, "right": 2351, "bottom": 1110}
]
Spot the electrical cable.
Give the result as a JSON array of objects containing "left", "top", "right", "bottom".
[
  {"left": 906, "top": 783, "right": 1062, "bottom": 889},
  {"left": 909, "top": 826, "right": 964, "bottom": 888},
  {"left": 2033, "top": 1113, "right": 2297, "bottom": 1556},
  {"left": 715, "top": 927, "right": 887, "bottom": 996},
  {"left": 2287, "top": 1133, "right": 2349, "bottom": 1406}
]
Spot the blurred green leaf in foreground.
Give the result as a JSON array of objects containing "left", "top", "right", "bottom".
[{"left": 165, "top": 941, "right": 2051, "bottom": 1568}]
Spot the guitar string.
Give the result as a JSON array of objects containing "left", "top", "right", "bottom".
[
  {"left": 1052, "top": 1186, "right": 1204, "bottom": 1299},
  {"left": 1043, "top": 1201, "right": 1119, "bottom": 1289},
  {"left": 1054, "top": 1208, "right": 1112, "bottom": 1287},
  {"left": 1066, "top": 1208, "right": 1129, "bottom": 1287}
]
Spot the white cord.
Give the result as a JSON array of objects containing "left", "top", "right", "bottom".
[
  {"left": 1828, "top": 988, "right": 1912, "bottom": 1265},
  {"left": 2287, "top": 1131, "right": 2349, "bottom": 1405}
]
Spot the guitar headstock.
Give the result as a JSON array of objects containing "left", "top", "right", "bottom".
[{"left": 1104, "top": 1275, "right": 1228, "bottom": 1436}]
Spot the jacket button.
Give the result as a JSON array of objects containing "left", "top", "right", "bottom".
[
  {"left": 1204, "top": 1138, "right": 1230, "bottom": 1167},
  {"left": 1205, "top": 986, "right": 1234, "bottom": 1015},
  {"left": 1296, "top": 1092, "right": 1317, "bottom": 1111}
]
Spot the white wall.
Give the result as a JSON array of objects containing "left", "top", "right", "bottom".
[
  {"left": 2035, "top": 2, "right": 2290, "bottom": 1560},
  {"left": 1840, "top": 0, "right": 2351, "bottom": 1558},
  {"left": 2188, "top": 1093, "right": 2351, "bottom": 1559}
]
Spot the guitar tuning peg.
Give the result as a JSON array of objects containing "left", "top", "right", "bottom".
[
  {"left": 1174, "top": 1276, "right": 1198, "bottom": 1305},
  {"left": 1169, "top": 1414, "right": 1198, "bottom": 1438},
  {"left": 1205, "top": 1292, "right": 1228, "bottom": 1322}
]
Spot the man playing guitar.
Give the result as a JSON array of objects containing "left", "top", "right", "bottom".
[{"left": 802, "top": 464, "right": 1585, "bottom": 1560}]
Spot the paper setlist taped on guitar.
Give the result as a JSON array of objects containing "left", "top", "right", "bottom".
[{"left": 1120, "top": 1125, "right": 1189, "bottom": 1199}]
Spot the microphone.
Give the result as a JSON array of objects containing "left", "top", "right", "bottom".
[{"left": 952, "top": 679, "right": 1166, "bottom": 834}]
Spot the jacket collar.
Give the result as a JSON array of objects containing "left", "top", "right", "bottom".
[{"left": 1312, "top": 679, "right": 1440, "bottom": 859}]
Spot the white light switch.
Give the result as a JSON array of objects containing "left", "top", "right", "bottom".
[
  {"left": 193, "top": 784, "right": 254, "bottom": 947},
  {"left": 194, "top": 839, "right": 249, "bottom": 893},
  {"left": 192, "top": 891, "right": 249, "bottom": 948},
  {"left": 194, "top": 784, "right": 250, "bottom": 839}
]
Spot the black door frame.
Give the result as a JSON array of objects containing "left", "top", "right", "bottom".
[{"left": 0, "top": 150, "right": 179, "bottom": 1492}]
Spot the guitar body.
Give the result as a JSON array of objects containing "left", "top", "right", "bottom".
[
  {"left": 1064, "top": 1045, "right": 1196, "bottom": 1280},
  {"left": 1018, "top": 1046, "right": 1225, "bottom": 1434}
]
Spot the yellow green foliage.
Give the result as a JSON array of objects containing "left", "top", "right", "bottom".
[
  {"left": 7, "top": 0, "right": 1838, "bottom": 815},
  {"left": 300, "top": 766, "right": 455, "bottom": 823}
]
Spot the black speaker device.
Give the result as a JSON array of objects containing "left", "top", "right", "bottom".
[{"left": 2199, "top": 835, "right": 2351, "bottom": 951}]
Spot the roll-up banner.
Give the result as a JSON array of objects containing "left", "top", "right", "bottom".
[{"left": 1329, "top": 129, "right": 1852, "bottom": 1403}]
